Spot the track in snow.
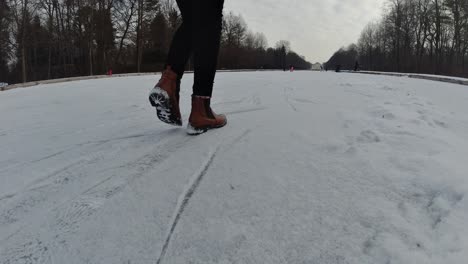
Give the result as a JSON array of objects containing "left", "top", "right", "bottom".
[{"left": 156, "top": 145, "right": 220, "bottom": 264}]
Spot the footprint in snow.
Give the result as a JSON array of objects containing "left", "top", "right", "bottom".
[
  {"left": 382, "top": 85, "right": 396, "bottom": 91},
  {"left": 357, "top": 130, "right": 381, "bottom": 144},
  {"left": 426, "top": 191, "right": 464, "bottom": 228},
  {"left": 433, "top": 120, "right": 448, "bottom": 128},
  {"left": 369, "top": 107, "right": 396, "bottom": 120},
  {"left": 381, "top": 113, "right": 396, "bottom": 120},
  {"left": 2, "top": 238, "right": 50, "bottom": 264}
]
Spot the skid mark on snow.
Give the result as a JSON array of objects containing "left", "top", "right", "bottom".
[
  {"left": 1, "top": 132, "right": 191, "bottom": 262},
  {"left": 30, "top": 148, "right": 74, "bottom": 164},
  {"left": 223, "top": 129, "right": 252, "bottom": 151},
  {"left": 381, "top": 129, "right": 421, "bottom": 139},
  {"left": 5, "top": 131, "right": 154, "bottom": 175},
  {"left": 2, "top": 130, "right": 178, "bottom": 217},
  {"left": 75, "top": 132, "right": 164, "bottom": 148},
  {"left": 232, "top": 129, "right": 252, "bottom": 144},
  {"left": 344, "top": 89, "right": 374, "bottom": 98},
  {"left": 293, "top": 98, "right": 318, "bottom": 104},
  {"left": 382, "top": 85, "right": 397, "bottom": 91},
  {"left": 156, "top": 145, "right": 221, "bottom": 264},
  {"left": 212, "top": 97, "right": 247, "bottom": 106},
  {"left": 50, "top": 134, "right": 191, "bottom": 236},
  {"left": 1, "top": 132, "right": 157, "bottom": 184},
  {"left": 248, "top": 94, "right": 262, "bottom": 106},
  {"left": 283, "top": 87, "right": 299, "bottom": 112},
  {"left": 87, "top": 133, "right": 149, "bottom": 145},
  {"left": 224, "top": 107, "right": 267, "bottom": 116},
  {"left": 1, "top": 131, "right": 184, "bottom": 224},
  {"left": 0, "top": 193, "right": 15, "bottom": 202}
]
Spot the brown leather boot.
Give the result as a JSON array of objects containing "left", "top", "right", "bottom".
[
  {"left": 149, "top": 66, "right": 182, "bottom": 126},
  {"left": 187, "top": 96, "right": 227, "bottom": 135}
]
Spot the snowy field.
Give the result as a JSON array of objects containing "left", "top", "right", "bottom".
[{"left": 1, "top": 71, "right": 468, "bottom": 264}]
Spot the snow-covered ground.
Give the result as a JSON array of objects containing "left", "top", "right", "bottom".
[
  {"left": 357, "top": 71, "right": 468, "bottom": 84},
  {"left": 1, "top": 71, "right": 468, "bottom": 263}
]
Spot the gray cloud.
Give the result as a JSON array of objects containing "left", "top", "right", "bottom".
[{"left": 224, "top": 0, "right": 386, "bottom": 63}]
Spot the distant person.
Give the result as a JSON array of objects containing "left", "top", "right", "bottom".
[
  {"left": 290, "top": 65, "right": 295, "bottom": 72},
  {"left": 335, "top": 65, "right": 341, "bottom": 73},
  {"left": 354, "top": 61, "right": 360, "bottom": 72},
  {"left": 148, "top": 0, "right": 226, "bottom": 135}
]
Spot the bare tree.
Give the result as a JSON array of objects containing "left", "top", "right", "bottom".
[
  {"left": 1, "top": 3, "right": 311, "bottom": 84},
  {"left": 338, "top": 0, "right": 468, "bottom": 77},
  {"left": 0, "top": 0, "right": 11, "bottom": 78},
  {"left": 113, "top": 0, "right": 138, "bottom": 67},
  {"left": 222, "top": 12, "right": 247, "bottom": 48}
]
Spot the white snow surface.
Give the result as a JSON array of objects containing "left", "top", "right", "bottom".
[
  {"left": 1, "top": 71, "right": 468, "bottom": 263},
  {"left": 357, "top": 71, "right": 468, "bottom": 81}
]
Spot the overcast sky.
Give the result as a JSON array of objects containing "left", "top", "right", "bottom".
[{"left": 224, "top": 0, "right": 387, "bottom": 63}]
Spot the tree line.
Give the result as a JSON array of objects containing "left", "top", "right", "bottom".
[
  {"left": 326, "top": 0, "right": 468, "bottom": 77},
  {"left": 0, "top": 0, "right": 312, "bottom": 85}
]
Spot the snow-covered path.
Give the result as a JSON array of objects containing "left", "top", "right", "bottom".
[{"left": 1, "top": 72, "right": 468, "bottom": 263}]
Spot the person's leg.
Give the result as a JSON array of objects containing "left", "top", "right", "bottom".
[
  {"left": 149, "top": 0, "right": 193, "bottom": 126},
  {"left": 187, "top": 0, "right": 226, "bottom": 135},
  {"left": 191, "top": 0, "right": 225, "bottom": 97},
  {"left": 166, "top": 0, "right": 193, "bottom": 78}
]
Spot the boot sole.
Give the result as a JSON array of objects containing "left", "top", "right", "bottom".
[
  {"left": 186, "top": 121, "right": 227, "bottom": 136},
  {"left": 149, "top": 87, "right": 182, "bottom": 126}
]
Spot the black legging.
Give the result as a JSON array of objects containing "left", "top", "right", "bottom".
[{"left": 166, "top": 0, "right": 225, "bottom": 97}]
